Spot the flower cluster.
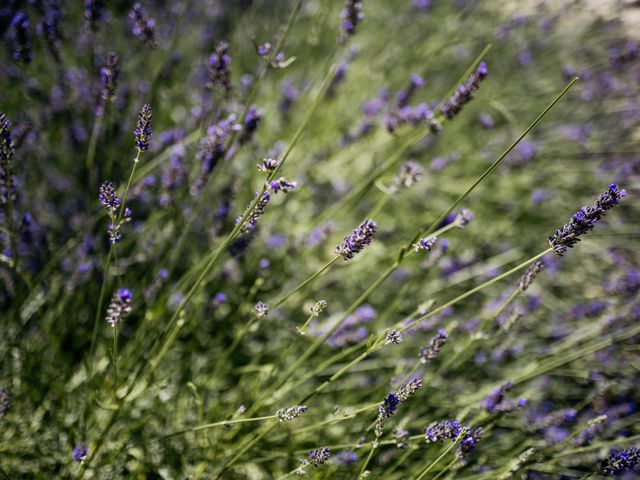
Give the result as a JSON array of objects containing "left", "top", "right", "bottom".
[
  {"left": 255, "top": 301, "right": 269, "bottom": 317},
  {"left": 425, "top": 420, "right": 482, "bottom": 458},
  {"left": 307, "top": 447, "right": 331, "bottom": 466},
  {"left": 425, "top": 420, "right": 463, "bottom": 443},
  {"left": 192, "top": 115, "right": 241, "bottom": 195},
  {"left": 100, "top": 53, "right": 119, "bottom": 102},
  {"left": 239, "top": 105, "right": 262, "bottom": 144},
  {"left": 413, "top": 236, "right": 438, "bottom": 252},
  {"left": 237, "top": 191, "right": 271, "bottom": 234},
  {"left": 1, "top": 113, "right": 15, "bottom": 204},
  {"left": 440, "top": 62, "right": 488, "bottom": 119},
  {"left": 257, "top": 157, "right": 280, "bottom": 173},
  {"left": 276, "top": 405, "right": 308, "bottom": 423},
  {"left": 483, "top": 381, "right": 527, "bottom": 414},
  {"left": 134, "top": 104, "right": 153, "bottom": 152},
  {"left": 601, "top": 447, "right": 640, "bottom": 476},
  {"left": 549, "top": 184, "right": 626, "bottom": 256},
  {"left": 396, "top": 377, "right": 423, "bottom": 401},
  {"left": 517, "top": 260, "right": 545, "bottom": 292},
  {"left": 385, "top": 330, "right": 402, "bottom": 344},
  {"left": 268, "top": 177, "right": 297, "bottom": 194},
  {"left": 339, "top": 0, "right": 364, "bottom": 42},
  {"left": 98, "top": 182, "right": 131, "bottom": 244},
  {"left": 105, "top": 288, "right": 133, "bottom": 327},
  {"left": 419, "top": 329, "right": 448, "bottom": 364},
  {"left": 310, "top": 300, "right": 327, "bottom": 317},
  {"left": 394, "top": 161, "right": 423, "bottom": 189},
  {"left": 129, "top": 2, "right": 158, "bottom": 48},
  {"left": 11, "top": 12, "right": 32, "bottom": 63},
  {"left": 208, "top": 41, "right": 232, "bottom": 93},
  {"left": 129, "top": 3, "right": 157, "bottom": 47},
  {"left": 336, "top": 219, "right": 377, "bottom": 260},
  {"left": 0, "top": 388, "right": 9, "bottom": 417},
  {"left": 98, "top": 182, "right": 121, "bottom": 216},
  {"left": 378, "top": 393, "right": 400, "bottom": 420},
  {"left": 72, "top": 444, "right": 88, "bottom": 462}
]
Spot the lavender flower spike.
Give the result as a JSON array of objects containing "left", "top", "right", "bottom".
[
  {"left": 134, "top": 104, "right": 153, "bottom": 153},
  {"left": 129, "top": 3, "right": 157, "bottom": 47},
  {"left": 336, "top": 219, "right": 377, "bottom": 260},
  {"left": 101, "top": 53, "right": 119, "bottom": 102},
  {"left": 549, "top": 184, "right": 626, "bottom": 256},
  {"left": 396, "top": 377, "right": 423, "bottom": 401},
  {"left": 340, "top": 0, "right": 364, "bottom": 42},
  {"left": 276, "top": 405, "right": 308, "bottom": 422},
  {"left": 1, "top": 113, "right": 16, "bottom": 204},
  {"left": 105, "top": 288, "right": 133, "bottom": 327},
  {"left": 601, "top": 446, "right": 640, "bottom": 476},
  {"left": 308, "top": 447, "right": 331, "bottom": 466},
  {"left": 517, "top": 260, "right": 545, "bottom": 292},
  {"left": 208, "top": 41, "right": 232, "bottom": 93},
  {"left": 441, "top": 62, "right": 488, "bottom": 119},
  {"left": 419, "top": 329, "right": 448, "bottom": 364},
  {"left": 0, "top": 388, "right": 9, "bottom": 417},
  {"left": 268, "top": 177, "right": 297, "bottom": 194},
  {"left": 98, "top": 182, "right": 121, "bottom": 216},
  {"left": 425, "top": 420, "right": 462, "bottom": 443},
  {"left": 237, "top": 191, "right": 271, "bottom": 234}
]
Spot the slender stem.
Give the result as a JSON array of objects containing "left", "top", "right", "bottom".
[
  {"left": 358, "top": 446, "right": 376, "bottom": 478},
  {"left": 398, "top": 249, "right": 552, "bottom": 334},
  {"left": 85, "top": 106, "right": 105, "bottom": 186},
  {"left": 112, "top": 324, "right": 118, "bottom": 398},
  {"left": 423, "top": 77, "right": 579, "bottom": 237},
  {"left": 88, "top": 247, "right": 113, "bottom": 376},
  {"left": 217, "top": 422, "right": 278, "bottom": 477},
  {"left": 272, "top": 255, "right": 341, "bottom": 308},
  {"left": 152, "top": 415, "right": 277, "bottom": 442},
  {"left": 416, "top": 441, "right": 459, "bottom": 480},
  {"left": 432, "top": 457, "right": 458, "bottom": 480}
]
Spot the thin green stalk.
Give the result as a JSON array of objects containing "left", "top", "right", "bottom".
[
  {"left": 423, "top": 77, "right": 579, "bottom": 237},
  {"left": 83, "top": 65, "right": 334, "bottom": 465},
  {"left": 166, "top": 0, "right": 304, "bottom": 266},
  {"left": 416, "top": 440, "right": 459, "bottom": 480},
  {"left": 112, "top": 324, "right": 118, "bottom": 398},
  {"left": 433, "top": 457, "right": 459, "bottom": 480},
  {"left": 152, "top": 415, "right": 277, "bottom": 442},
  {"left": 397, "top": 249, "right": 552, "bottom": 334},
  {"left": 217, "top": 422, "right": 278, "bottom": 478},
  {"left": 88, "top": 247, "right": 113, "bottom": 376},
  {"left": 272, "top": 255, "right": 341, "bottom": 308},
  {"left": 85, "top": 106, "right": 105, "bottom": 186},
  {"left": 317, "top": 44, "right": 493, "bottom": 225}
]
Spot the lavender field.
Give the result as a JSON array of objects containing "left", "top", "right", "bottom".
[{"left": 1, "top": 0, "right": 640, "bottom": 478}]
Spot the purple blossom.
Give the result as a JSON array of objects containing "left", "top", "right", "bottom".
[
  {"left": 336, "top": 219, "right": 377, "bottom": 260},
  {"left": 208, "top": 41, "right": 231, "bottom": 93},
  {"left": 105, "top": 288, "right": 133, "bottom": 327},
  {"left": 11, "top": 12, "right": 32, "bottom": 63},
  {"left": 129, "top": 3, "right": 157, "bottom": 47},
  {"left": 549, "top": 184, "right": 627, "bottom": 256},
  {"left": 134, "top": 104, "right": 153, "bottom": 152},
  {"left": 601, "top": 447, "right": 640, "bottom": 476},
  {"left": 440, "top": 62, "right": 488, "bottom": 119},
  {"left": 419, "top": 329, "right": 448, "bottom": 363},
  {"left": 72, "top": 444, "right": 88, "bottom": 462},
  {"left": 100, "top": 53, "right": 119, "bottom": 102},
  {"left": 340, "top": 0, "right": 364, "bottom": 42}
]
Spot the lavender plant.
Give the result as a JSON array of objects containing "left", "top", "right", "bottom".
[{"left": 0, "top": 1, "right": 639, "bottom": 479}]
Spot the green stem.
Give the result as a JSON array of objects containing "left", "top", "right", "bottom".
[
  {"left": 152, "top": 415, "right": 277, "bottom": 442},
  {"left": 272, "top": 255, "right": 341, "bottom": 308},
  {"left": 423, "top": 77, "right": 578, "bottom": 237},
  {"left": 398, "top": 249, "right": 552, "bottom": 334},
  {"left": 416, "top": 440, "right": 459, "bottom": 480}
]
